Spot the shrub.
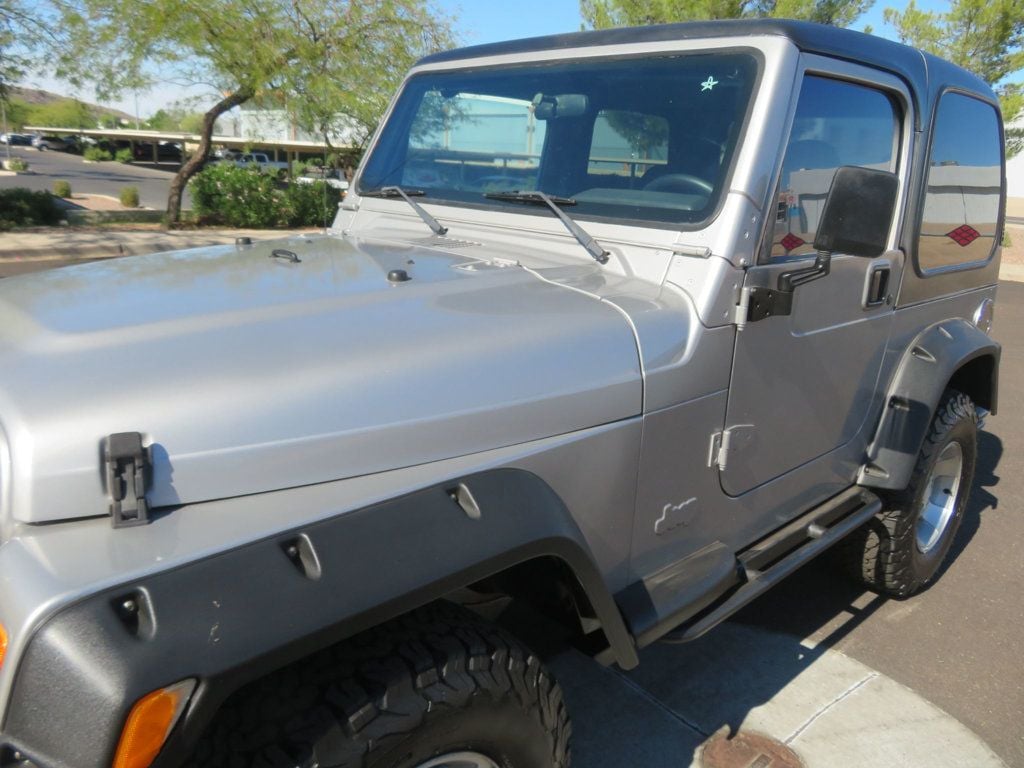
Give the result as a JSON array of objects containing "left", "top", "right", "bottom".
[
  {"left": 53, "top": 180, "right": 72, "bottom": 198},
  {"left": 0, "top": 188, "right": 64, "bottom": 230},
  {"left": 119, "top": 186, "right": 140, "bottom": 208},
  {"left": 83, "top": 146, "right": 113, "bottom": 162},
  {"left": 189, "top": 162, "right": 343, "bottom": 228},
  {"left": 4, "top": 158, "right": 29, "bottom": 172},
  {"left": 115, "top": 148, "right": 133, "bottom": 163},
  {"left": 283, "top": 180, "right": 342, "bottom": 228},
  {"left": 189, "top": 162, "right": 281, "bottom": 227}
]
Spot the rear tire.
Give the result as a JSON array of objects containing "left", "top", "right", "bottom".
[
  {"left": 845, "top": 390, "right": 977, "bottom": 597},
  {"left": 186, "top": 602, "right": 571, "bottom": 768}
]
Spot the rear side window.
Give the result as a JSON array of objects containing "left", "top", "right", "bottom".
[
  {"left": 769, "top": 76, "right": 899, "bottom": 258},
  {"left": 917, "top": 93, "right": 1002, "bottom": 272}
]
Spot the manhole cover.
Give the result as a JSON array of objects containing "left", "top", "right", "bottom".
[{"left": 699, "top": 730, "right": 803, "bottom": 768}]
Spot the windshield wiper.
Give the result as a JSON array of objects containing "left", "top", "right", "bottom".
[
  {"left": 484, "top": 190, "right": 609, "bottom": 264},
  {"left": 362, "top": 186, "right": 448, "bottom": 236}
]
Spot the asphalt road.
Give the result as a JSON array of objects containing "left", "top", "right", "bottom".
[
  {"left": 0, "top": 145, "right": 186, "bottom": 209},
  {"left": 0, "top": 254, "right": 1019, "bottom": 764},
  {"left": 737, "top": 280, "right": 1024, "bottom": 767}
]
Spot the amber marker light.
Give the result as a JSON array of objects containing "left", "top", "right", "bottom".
[
  {"left": 0, "top": 623, "right": 7, "bottom": 669},
  {"left": 112, "top": 679, "right": 196, "bottom": 768}
]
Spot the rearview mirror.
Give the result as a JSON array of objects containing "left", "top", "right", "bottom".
[
  {"left": 532, "top": 93, "right": 589, "bottom": 120},
  {"left": 814, "top": 166, "right": 899, "bottom": 257}
]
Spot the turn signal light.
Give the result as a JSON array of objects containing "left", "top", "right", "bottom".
[
  {"left": 113, "top": 679, "right": 195, "bottom": 768},
  {"left": 0, "top": 623, "right": 7, "bottom": 669}
]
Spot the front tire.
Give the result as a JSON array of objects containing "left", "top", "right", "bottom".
[
  {"left": 847, "top": 390, "right": 978, "bottom": 597},
  {"left": 187, "top": 602, "right": 571, "bottom": 768}
]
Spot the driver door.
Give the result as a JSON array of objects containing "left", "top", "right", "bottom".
[{"left": 720, "top": 61, "right": 909, "bottom": 496}]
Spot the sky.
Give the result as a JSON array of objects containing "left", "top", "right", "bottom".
[{"left": 22, "top": 0, "right": 943, "bottom": 120}]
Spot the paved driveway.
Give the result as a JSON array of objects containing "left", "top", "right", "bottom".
[{"left": 1, "top": 145, "right": 186, "bottom": 209}]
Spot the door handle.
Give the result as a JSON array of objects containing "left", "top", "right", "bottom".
[{"left": 864, "top": 264, "right": 891, "bottom": 307}]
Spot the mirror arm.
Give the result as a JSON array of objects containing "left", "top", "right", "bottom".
[{"left": 778, "top": 250, "right": 831, "bottom": 292}]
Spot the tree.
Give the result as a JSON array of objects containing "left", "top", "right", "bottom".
[
  {"left": 580, "top": 0, "right": 873, "bottom": 29},
  {"left": 61, "top": 0, "right": 455, "bottom": 224},
  {"left": 884, "top": 0, "right": 1023, "bottom": 156}
]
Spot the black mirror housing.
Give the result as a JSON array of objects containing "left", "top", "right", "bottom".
[{"left": 814, "top": 166, "right": 899, "bottom": 258}]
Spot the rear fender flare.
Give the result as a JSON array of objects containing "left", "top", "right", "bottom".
[{"left": 859, "top": 318, "right": 999, "bottom": 490}]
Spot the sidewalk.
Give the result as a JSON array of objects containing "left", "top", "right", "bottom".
[
  {"left": 552, "top": 622, "right": 1007, "bottom": 768},
  {"left": 0, "top": 226, "right": 316, "bottom": 262}
]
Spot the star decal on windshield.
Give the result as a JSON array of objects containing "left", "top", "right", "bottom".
[{"left": 701, "top": 76, "right": 719, "bottom": 92}]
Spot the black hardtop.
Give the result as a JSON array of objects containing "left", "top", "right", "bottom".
[{"left": 417, "top": 19, "right": 997, "bottom": 112}]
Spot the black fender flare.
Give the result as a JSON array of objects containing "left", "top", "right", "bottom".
[
  {"left": 3, "top": 468, "right": 636, "bottom": 768},
  {"left": 859, "top": 318, "right": 999, "bottom": 491}
]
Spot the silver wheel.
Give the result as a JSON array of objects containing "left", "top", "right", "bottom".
[
  {"left": 415, "top": 753, "right": 501, "bottom": 768},
  {"left": 915, "top": 441, "right": 964, "bottom": 554}
]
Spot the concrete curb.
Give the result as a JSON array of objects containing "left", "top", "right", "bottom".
[{"left": 551, "top": 622, "right": 1007, "bottom": 768}]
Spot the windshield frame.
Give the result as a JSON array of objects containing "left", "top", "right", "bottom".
[{"left": 355, "top": 46, "right": 765, "bottom": 233}]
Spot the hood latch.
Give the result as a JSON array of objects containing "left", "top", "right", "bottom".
[{"left": 104, "top": 432, "right": 152, "bottom": 528}]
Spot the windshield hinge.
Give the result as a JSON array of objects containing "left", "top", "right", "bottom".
[
  {"left": 104, "top": 432, "right": 152, "bottom": 528},
  {"left": 708, "top": 425, "right": 755, "bottom": 471}
]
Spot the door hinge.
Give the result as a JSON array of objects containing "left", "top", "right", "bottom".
[
  {"left": 104, "top": 432, "right": 152, "bottom": 528},
  {"left": 733, "top": 286, "right": 794, "bottom": 328},
  {"left": 708, "top": 425, "right": 756, "bottom": 470}
]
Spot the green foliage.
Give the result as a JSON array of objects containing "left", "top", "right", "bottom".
[
  {"left": 58, "top": 0, "right": 456, "bottom": 223},
  {"left": 115, "top": 147, "right": 133, "bottom": 163},
  {"left": 146, "top": 106, "right": 206, "bottom": 133},
  {"left": 26, "top": 98, "right": 96, "bottom": 128},
  {"left": 283, "top": 180, "right": 342, "bottom": 227},
  {"left": 52, "top": 179, "right": 72, "bottom": 198},
  {"left": 884, "top": 0, "right": 1023, "bottom": 155},
  {"left": 0, "top": 188, "right": 64, "bottom": 230},
  {"left": 579, "top": 0, "right": 873, "bottom": 28},
  {"left": 83, "top": 146, "right": 113, "bottom": 161},
  {"left": 119, "top": 186, "right": 140, "bottom": 207},
  {"left": 0, "top": 97, "right": 32, "bottom": 130},
  {"left": 189, "top": 163, "right": 282, "bottom": 227},
  {"left": 4, "top": 157, "right": 28, "bottom": 171},
  {"left": 189, "top": 162, "right": 340, "bottom": 228}
]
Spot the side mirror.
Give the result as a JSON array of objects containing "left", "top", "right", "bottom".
[{"left": 814, "top": 166, "right": 899, "bottom": 257}]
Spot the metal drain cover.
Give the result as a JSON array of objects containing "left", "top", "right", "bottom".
[{"left": 699, "top": 730, "right": 803, "bottom": 768}]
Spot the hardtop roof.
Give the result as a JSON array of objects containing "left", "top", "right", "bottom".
[{"left": 416, "top": 19, "right": 994, "bottom": 106}]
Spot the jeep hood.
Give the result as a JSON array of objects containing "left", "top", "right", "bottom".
[{"left": 0, "top": 234, "right": 641, "bottom": 524}]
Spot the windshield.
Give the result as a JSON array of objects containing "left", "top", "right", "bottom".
[{"left": 359, "top": 52, "right": 758, "bottom": 227}]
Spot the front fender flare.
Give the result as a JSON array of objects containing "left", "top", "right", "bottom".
[
  {"left": 3, "top": 468, "right": 636, "bottom": 768},
  {"left": 859, "top": 318, "right": 999, "bottom": 490}
]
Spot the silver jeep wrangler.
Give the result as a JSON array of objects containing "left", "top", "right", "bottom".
[{"left": 0, "top": 19, "right": 1004, "bottom": 768}]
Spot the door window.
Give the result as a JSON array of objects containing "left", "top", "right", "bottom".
[
  {"left": 769, "top": 76, "right": 900, "bottom": 258},
  {"left": 917, "top": 92, "right": 1002, "bottom": 272}
]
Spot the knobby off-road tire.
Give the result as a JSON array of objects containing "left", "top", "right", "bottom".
[
  {"left": 186, "top": 602, "right": 571, "bottom": 768},
  {"left": 845, "top": 390, "right": 978, "bottom": 597}
]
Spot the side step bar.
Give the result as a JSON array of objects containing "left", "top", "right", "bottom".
[{"left": 659, "top": 487, "right": 881, "bottom": 644}]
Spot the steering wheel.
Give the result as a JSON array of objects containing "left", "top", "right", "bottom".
[{"left": 644, "top": 173, "right": 714, "bottom": 195}]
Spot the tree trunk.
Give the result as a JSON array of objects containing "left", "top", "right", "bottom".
[{"left": 166, "top": 88, "right": 253, "bottom": 226}]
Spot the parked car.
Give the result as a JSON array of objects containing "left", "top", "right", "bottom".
[
  {"left": 231, "top": 151, "right": 290, "bottom": 176},
  {"left": 0, "top": 20, "right": 1004, "bottom": 768},
  {"left": 0, "top": 133, "right": 32, "bottom": 146},
  {"left": 294, "top": 165, "right": 349, "bottom": 192},
  {"left": 132, "top": 141, "right": 183, "bottom": 161},
  {"left": 31, "top": 134, "right": 69, "bottom": 151}
]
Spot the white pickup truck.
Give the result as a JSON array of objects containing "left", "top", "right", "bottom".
[{"left": 230, "top": 151, "right": 290, "bottom": 176}]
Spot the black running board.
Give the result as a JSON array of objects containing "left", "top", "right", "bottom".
[{"left": 658, "top": 487, "right": 881, "bottom": 644}]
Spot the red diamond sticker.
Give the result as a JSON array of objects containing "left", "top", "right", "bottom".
[
  {"left": 780, "top": 233, "right": 805, "bottom": 251},
  {"left": 947, "top": 225, "right": 980, "bottom": 247}
]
